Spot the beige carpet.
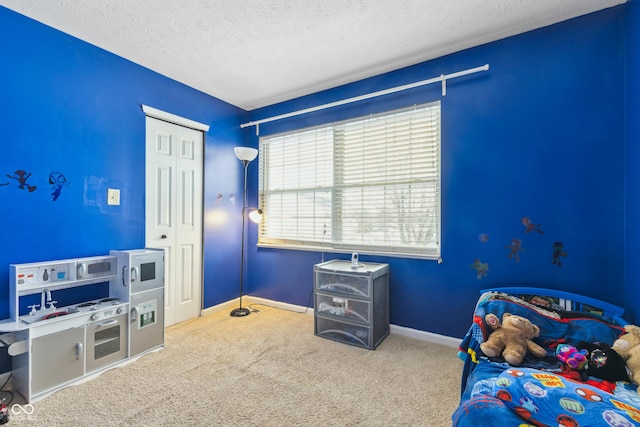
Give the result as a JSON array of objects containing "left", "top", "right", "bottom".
[{"left": 7, "top": 305, "right": 463, "bottom": 426}]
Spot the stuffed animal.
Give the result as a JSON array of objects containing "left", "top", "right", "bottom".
[
  {"left": 577, "top": 341, "right": 629, "bottom": 382},
  {"left": 556, "top": 344, "right": 588, "bottom": 371},
  {"left": 612, "top": 324, "right": 640, "bottom": 388},
  {"left": 480, "top": 312, "right": 547, "bottom": 366}
]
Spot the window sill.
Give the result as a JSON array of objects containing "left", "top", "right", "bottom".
[{"left": 256, "top": 242, "right": 441, "bottom": 262}]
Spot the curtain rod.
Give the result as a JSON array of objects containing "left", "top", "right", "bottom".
[{"left": 241, "top": 64, "right": 489, "bottom": 133}]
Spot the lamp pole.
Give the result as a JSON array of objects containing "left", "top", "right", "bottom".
[{"left": 230, "top": 157, "right": 252, "bottom": 317}]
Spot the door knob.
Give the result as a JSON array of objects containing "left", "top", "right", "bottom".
[{"left": 161, "top": 235, "right": 167, "bottom": 239}]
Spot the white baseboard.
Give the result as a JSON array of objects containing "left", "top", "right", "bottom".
[
  {"left": 389, "top": 324, "right": 460, "bottom": 348},
  {"left": 200, "top": 299, "right": 241, "bottom": 317},
  {"left": 245, "top": 296, "right": 315, "bottom": 315},
  {"left": 204, "top": 296, "right": 459, "bottom": 348},
  {"left": 201, "top": 297, "right": 314, "bottom": 317}
]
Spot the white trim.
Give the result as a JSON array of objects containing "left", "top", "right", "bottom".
[
  {"left": 200, "top": 299, "right": 240, "bottom": 317},
  {"left": 203, "top": 296, "right": 460, "bottom": 348},
  {"left": 389, "top": 324, "right": 460, "bottom": 348},
  {"left": 245, "top": 296, "right": 314, "bottom": 315},
  {"left": 141, "top": 104, "right": 210, "bottom": 132}
]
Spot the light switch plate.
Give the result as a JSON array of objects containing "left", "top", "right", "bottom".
[{"left": 107, "top": 188, "right": 120, "bottom": 206}]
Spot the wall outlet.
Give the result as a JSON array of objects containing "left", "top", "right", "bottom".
[{"left": 107, "top": 188, "right": 120, "bottom": 206}]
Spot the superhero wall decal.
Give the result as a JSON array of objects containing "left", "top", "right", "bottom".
[
  {"left": 470, "top": 216, "right": 568, "bottom": 280},
  {"left": 3, "top": 169, "right": 70, "bottom": 201},
  {"left": 470, "top": 233, "right": 491, "bottom": 280},
  {"left": 49, "top": 172, "right": 70, "bottom": 201},
  {"left": 521, "top": 216, "right": 544, "bottom": 234},
  {"left": 6, "top": 169, "right": 36, "bottom": 192},
  {"left": 470, "top": 259, "right": 489, "bottom": 280},
  {"left": 552, "top": 241, "right": 568, "bottom": 267},
  {"left": 505, "top": 238, "right": 525, "bottom": 262}
]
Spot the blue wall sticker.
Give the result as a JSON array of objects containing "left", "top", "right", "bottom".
[{"left": 49, "top": 172, "right": 69, "bottom": 201}]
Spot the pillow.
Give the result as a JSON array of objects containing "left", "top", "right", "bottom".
[{"left": 493, "top": 367, "right": 640, "bottom": 426}]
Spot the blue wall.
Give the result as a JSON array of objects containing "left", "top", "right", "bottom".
[
  {"left": 1, "top": 4, "right": 635, "bottom": 340},
  {"left": 246, "top": 6, "right": 630, "bottom": 338},
  {"left": 0, "top": 7, "right": 245, "bottom": 316},
  {"left": 625, "top": 0, "right": 640, "bottom": 323}
]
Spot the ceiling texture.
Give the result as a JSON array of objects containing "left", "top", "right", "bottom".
[{"left": 0, "top": 0, "right": 627, "bottom": 110}]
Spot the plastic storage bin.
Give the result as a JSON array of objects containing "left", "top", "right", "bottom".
[{"left": 314, "top": 260, "right": 389, "bottom": 349}]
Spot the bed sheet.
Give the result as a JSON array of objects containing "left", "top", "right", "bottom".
[
  {"left": 458, "top": 291, "right": 627, "bottom": 392},
  {"left": 453, "top": 361, "right": 640, "bottom": 426},
  {"left": 454, "top": 290, "right": 635, "bottom": 426}
]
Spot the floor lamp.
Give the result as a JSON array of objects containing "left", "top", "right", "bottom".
[{"left": 230, "top": 146, "right": 259, "bottom": 317}]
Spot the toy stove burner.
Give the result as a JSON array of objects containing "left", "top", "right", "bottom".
[
  {"left": 75, "top": 301, "right": 99, "bottom": 311},
  {"left": 98, "top": 297, "right": 120, "bottom": 305}
]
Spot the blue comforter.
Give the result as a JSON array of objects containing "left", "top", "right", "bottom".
[{"left": 453, "top": 292, "right": 639, "bottom": 426}]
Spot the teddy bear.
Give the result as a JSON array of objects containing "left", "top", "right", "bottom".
[
  {"left": 612, "top": 324, "right": 640, "bottom": 388},
  {"left": 479, "top": 312, "right": 547, "bottom": 366}
]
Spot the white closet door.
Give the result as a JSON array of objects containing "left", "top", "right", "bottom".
[{"left": 146, "top": 116, "right": 203, "bottom": 326}]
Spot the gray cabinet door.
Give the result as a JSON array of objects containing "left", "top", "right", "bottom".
[
  {"left": 130, "top": 287, "right": 164, "bottom": 357},
  {"left": 32, "top": 326, "right": 85, "bottom": 395}
]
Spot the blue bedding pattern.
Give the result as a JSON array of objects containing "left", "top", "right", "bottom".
[
  {"left": 454, "top": 291, "right": 634, "bottom": 426},
  {"left": 453, "top": 362, "right": 640, "bottom": 426},
  {"left": 495, "top": 367, "right": 640, "bottom": 426}
]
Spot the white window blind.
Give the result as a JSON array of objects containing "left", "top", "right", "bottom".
[{"left": 258, "top": 101, "right": 441, "bottom": 259}]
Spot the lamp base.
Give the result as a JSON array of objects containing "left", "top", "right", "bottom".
[{"left": 229, "top": 307, "right": 251, "bottom": 317}]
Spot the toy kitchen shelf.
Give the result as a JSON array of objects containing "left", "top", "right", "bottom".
[
  {"left": 314, "top": 259, "right": 389, "bottom": 350},
  {"left": 9, "top": 255, "right": 117, "bottom": 322}
]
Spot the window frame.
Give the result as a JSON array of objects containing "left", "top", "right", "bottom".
[{"left": 256, "top": 101, "right": 442, "bottom": 260}]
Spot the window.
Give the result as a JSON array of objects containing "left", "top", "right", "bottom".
[{"left": 257, "top": 102, "right": 441, "bottom": 259}]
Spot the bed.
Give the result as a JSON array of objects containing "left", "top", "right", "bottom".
[{"left": 452, "top": 287, "right": 640, "bottom": 426}]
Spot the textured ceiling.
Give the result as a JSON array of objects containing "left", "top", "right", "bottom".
[{"left": 0, "top": 0, "right": 627, "bottom": 110}]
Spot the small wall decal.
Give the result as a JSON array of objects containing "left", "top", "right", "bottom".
[
  {"left": 521, "top": 217, "right": 544, "bottom": 234},
  {"left": 49, "top": 172, "right": 69, "bottom": 201},
  {"left": 215, "top": 193, "right": 223, "bottom": 205},
  {"left": 7, "top": 169, "right": 36, "bottom": 192},
  {"left": 506, "top": 238, "right": 524, "bottom": 262},
  {"left": 478, "top": 233, "right": 489, "bottom": 243},
  {"left": 229, "top": 193, "right": 236, "bottom": 204},
  {"left": 552, "top": 242, "right": 568, "bottom": 267},
  {"left": 470, "top": 259, "right": 489, "bottom": 279}
]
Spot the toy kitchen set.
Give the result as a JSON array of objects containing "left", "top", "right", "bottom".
[{"left": 2, "top": 248, "right": 165, "bottom": 402}]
